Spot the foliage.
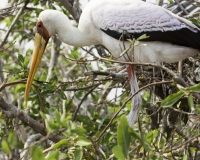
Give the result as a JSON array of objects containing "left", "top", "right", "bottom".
[{"left": 0, "top": 0, "right": 200, "bottom": 160}]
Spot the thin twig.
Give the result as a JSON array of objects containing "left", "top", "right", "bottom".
[
  {"left": 168, "top": 106, "right": 199, "bottom": 116},
  {"left": 55, "top": 0, "right": 80, "bottom": 22},
  {"left": 73, "top": 85, "right": 99, "bottom": 121},
  {"left": 162, "top": 133, "right": 200, "bottom": 154},
  {"left": 97, "top": 57, "right": 200, "bottom": 100},
  {"left": 95, "top": 80, "right": 173, "bottom": 142},
  {"left": 0, "top": 79, "right": 27, "bottom": 92},
  {"left": 174, "top": 0, "right": 189, "bottom": 15},
  {"left": 0, "top": 95, "right": 63, "bottom": 142},
  {"left": 0, "top": 0, "right": 28, "bottom": 48}
]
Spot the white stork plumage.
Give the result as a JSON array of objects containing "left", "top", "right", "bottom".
[{"left": 24, "top": 0, "right": 200, "bottom": 126}]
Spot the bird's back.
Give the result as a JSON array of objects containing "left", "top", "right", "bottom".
[{"left": 79, "top": 0, "right": 200, "bottom": 50}]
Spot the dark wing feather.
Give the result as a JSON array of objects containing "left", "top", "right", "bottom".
[{"left": 101, "top": 28, "right": 200, "bottom": 50}]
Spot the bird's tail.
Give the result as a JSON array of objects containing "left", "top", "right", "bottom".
[{"left": 127, "top": 65, "right": 142, "bottom": 126}]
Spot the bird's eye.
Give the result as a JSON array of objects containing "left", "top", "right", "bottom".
[{"left": 37, "top": 23, "right": 42, "bottom": 28}]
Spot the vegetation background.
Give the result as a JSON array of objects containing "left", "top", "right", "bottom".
[{"left": 0, "top": 0, "right": 200, "bottom": 159}]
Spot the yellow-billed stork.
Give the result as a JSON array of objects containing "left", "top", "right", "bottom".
[{"left": 24, "top": 0, "right": 200, "bottom": 126}]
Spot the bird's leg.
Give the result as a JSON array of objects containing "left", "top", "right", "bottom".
[
  {"left": 126, "top": 65, "right": 142, "bottom": 126},
  {"left": 127, "top": 65, "right": 134, "bottom": 81}
]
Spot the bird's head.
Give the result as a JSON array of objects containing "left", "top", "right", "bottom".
[{"left": 24, "top": 10, "right": 61, "bottom": 101}]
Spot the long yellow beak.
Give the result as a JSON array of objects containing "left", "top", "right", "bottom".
[{"left": 24, "top": 33, "right": 47, "bottom": 101}]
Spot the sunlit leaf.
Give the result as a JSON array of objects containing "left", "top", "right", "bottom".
[
  {"left": 119, "top": 46, "right": 131, "bottom": 57},
  {"left": 8, "top": 132, "right": 15, "bottom": 148},
  {"left": 71, "top": 128, "right": 87, "bottom": 137},
  {"left": 183, "top": 155, "right": 188, "bottom": 160},
  {"left": 117, "top": 115, "right": 130, "bottom": 157},
  {"left": 188, "top": 94, "right": 195, "bottom": 110},
  {"left": 176, "top": 84, "right": 186, "bottom": 92},
  {"left": 32, "top": 147, "right": 45, "bottom": 160},
  {"left": 137, "top": 34, "right": 149, "bottom": 41},
  {"left": 161, "top": 91, "right": 184, "bottom": 108},
  {"left": 112, "top": 145, "right": 125, "bottom": 160},
  {"left": 1, "top": 140, "right": 11, "bottom": 155},
  {"left": 52, "top": 139, "right": 69, "bottom": 149},
  {"left": 189, "top": 83, "right": 200, "bottom": 92},
  {"left": 129, "top": 128, "right": 150, "bottom": 152},
  {"left": 75, "top": 148, "right": 83, "bottom": 160},
  {"left": 134, "top": 40, "right": 139, "bottom": 46},
  {"left": 45, "top": 150, "right": 59, "bottom": 160},
  {"left": 104, "top": 81, "right": 112, "bottom": 90},
  {"left": 189, "top": 18, "right": 200, "bottom": 27},
  {"left": 76, "top": 137, "right": 91, "bottom": 147}
]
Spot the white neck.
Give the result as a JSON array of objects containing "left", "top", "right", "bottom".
[
  {"left": 40, "top": 10, "right": 97, "bottom": 47},
  {"left": 57, "top": 25, "right": 94, "bottom": 47}
]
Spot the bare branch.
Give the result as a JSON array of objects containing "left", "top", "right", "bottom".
[
  {"left": 95, "top": 80, "right": 173, "bottom": 142},
  {"left": 55, "top": 0, "right": 81, "bottom": 22},
  {"left": 97, "top": 57, "right": 200, "bottom": 100},
  {"left": 73, "top": 85, "right": 99, "bottom": 121},
  {"left": 174, "top": 0, "right": 189, "bottom": 15},
  {"left": 0, "top": 95, "right": 62, "bottom": 142},
  {"left": 0, "top": 0, "right": 28, "bottom": 48}
]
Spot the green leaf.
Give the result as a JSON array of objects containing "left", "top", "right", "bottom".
[
  {"left": 119, "top": 46, "right": 131, "bottom": 57},
  {"left": 1, "top": 140, "right": 11, "bottom": 154},
  {"left": 188, "top": 94, "right": 195, "bottom": 110},
  {"left": 45, "top": 150, "right": 59, "bottom": 160},
  {"left": 117, "top": 115, "right": 130, "bottom": 158},
  {"left": 4, "top": 17, "right": 11, "bottom": 26},
  {"left": 76, "top": 137, "right": 91, "bottom": 147},
  {"left": 145, "top": 129, "right": 158, "bottom": 143},
  {"left": 189, "top": 18, "right": 200, "bottom": 27},
  {"left": 74, "top": 148, "right": 83, "bottom": 160},
  {"left": 65, "top": 99, "right": 73, "bottom": 113},
  {"left": 32, "top": 147, "right": 45, "bottom": 160},
  {"left": 8, "top": 68, "right": 21, "bottom": 74},
  {"left": 137, "top": 34, "right": 149, "bottom": 41},
  {"left": 104, "top": 81, "right": 112, "bottom": 90},
  {"left": 23, "top": 56, "right": 29, "bottom": 69},
  {"left": 71, "top": 128, "right": 87, "bottom": 137},
  {"left": 57, "top": 89, "right": 67, "bottom": 100},
  {"left": 18, "top": 54, "right": 24, "bottom": 67},
  {"left": 50, "top": 76, "right": 58, "bottom": 87},
  {"left": 183, "top": 154, "right": 188, "bottom": 160},
  {"left": 8, "top": 132, "right": 16, "bottom": 148},
  {"left": 52, "top": 139, "right": 68, "bottom": 149},
  {"left": 129, "top": 129, "right": 150, "bottom": 152},
  {"left": 134, "top": 40, "right": 139, "bottom": 46},
  {"left": 161, "top": 91, "right": 184, "bottom": 108},
  {"left": 69, "top": 48, "right": 80, "bottom": 59},
  {"left": 176, "top": 84, "right": 186, "bottom": 92},
  {"left": 189, "top": 83, "right": 200, "bottom": 92},
  {"left": 33, "top": 0, "right": 39, "bottom": 5},
  {"left": 112, "top": 146, "right": 125, "bottom": 160}
]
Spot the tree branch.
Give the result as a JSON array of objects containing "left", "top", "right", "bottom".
[
  {"left": 97, "top": 57, "right": 200, "bottom": 101},
  {"left": 0, "top": 95, "right": 62, "bottom": 142},
  {"left": 95, "top": 80, "right": 173, "bottom": 142},
  {"left": 0, "top": 0, "right": 28, "bottom": 48},
  {"left": 56, "top": 0, "right": 81, "bottom": 22}
]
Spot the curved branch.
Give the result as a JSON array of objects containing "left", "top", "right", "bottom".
[
  {"left": 95, "top": 80, "right": 173, "bottom": 142},
  {"left": 56, "top": 0, "right": 81, "bottom": 22},
  {"left": 0, "top": 95, "right": 62, "bottom": 142},
  {"left": 97, "top": 57, "right": 200, "bottom": 101}
]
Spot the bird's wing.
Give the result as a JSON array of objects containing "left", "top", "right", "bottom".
[
  {"left": 92, "top": 1, "right": 198, "bottom": 33},
  {"left": 91, "top": 1, "right": 200, "bottom": 49}
]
